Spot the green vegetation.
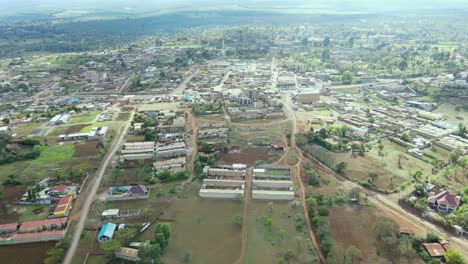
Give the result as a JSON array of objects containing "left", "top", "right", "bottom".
[
  {"left": 156, "top": 169, "right": 189, "bottom": 183},
  {"left": 192, "top": 100, "right": 223, "bottom": 116},
  {"left": 306, "top": 189, "right": 368, "bottom": 263},
  {"left": 44, "top": 239, "right": 70, "bottom": 264}
]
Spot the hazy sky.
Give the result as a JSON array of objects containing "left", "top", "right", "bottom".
[{"left": 0, "top": 0, "right": 467, "bottom": 16}]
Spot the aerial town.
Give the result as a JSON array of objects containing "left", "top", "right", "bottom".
[{"left": 0, "top": 1, "right": 467, "bottom": 264}]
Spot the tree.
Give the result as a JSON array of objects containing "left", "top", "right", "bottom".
[
  {"left": 398, "top": 153, "right": 405, "bottom": 169},
  {"left": 155, "top": 232, "right": 167, "bottom": 249},
  {"left": 378, "top": 143, "right": 384, "bottom": 154},
  {"left": 401, "top": 132, "right": 410, "bottom": 142},
  {"left": 345, "top": 245, "right": 361, "bottom": 264},
  {"left": 399, "top": 60, "right": 408, "bottom": 71},
  {"left": 450, "top": 148, "right": 461, "bottom": 164},
  {"left": 278, "top": 102, "right": 284, "bottom": 109},
  {"left": 138, "top": 240, "right": 161, "bottom": 262},
  {"left": 457, "top": 123, "right": 467, "bottom": 138},
  {"left": 400, "top": 236, "right": 417, "bottom": 264},
  {"left": 2, "top": 118, "right": 9, "bottom": 124},
  {"left": 373, "top": 217, "right": 399, "bottom": 241},
  {"left": 342, "top": 71, "right": 353, "bottom": 85},
  {"left": 455, "top": 105, "right": 461, "bottom": 116},
  {"left": 444, "top": 248, "right": 465, "bottom": 264},
  {"left": 264, "top": 217, "right": 273, "bottom": 230},
  {"left": 161, "top": 223, "right": 171, "bottom": 239},
  {"left": 335, "top": 162, "right": 347, "bottom": 173},
  {"left": 116, "top": 227, "right": 138, "bottom": 246},
  {"left": 368, "top": 171, "right": 379, "bottom": 184}
]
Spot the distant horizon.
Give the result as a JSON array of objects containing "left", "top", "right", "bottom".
[{"left": 0, "top": 0, "right": 467, "bottom": 17}]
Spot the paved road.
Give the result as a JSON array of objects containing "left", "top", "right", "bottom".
[
  {"left": 170, "top": 68, "right": 199, "bottom": 96},
  {"left": 63, "top": 111, "right": 135, "bottom": 264}
]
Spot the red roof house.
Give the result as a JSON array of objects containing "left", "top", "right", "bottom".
[
  {"left": 427, "top": 190, "right": 460, "bottom": 213},
  {"left": 19, "top": 218, "right": 67, "bottom": 233},
  {"left": 0, "top": 223, "right": 18, "bottom": 233}
]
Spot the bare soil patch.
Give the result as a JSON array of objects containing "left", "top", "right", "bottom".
[
  {"left": 217, "top": 147, "right": 273, "bottom": 166},
  {"left": 2, "top": 185, "right": 27, "bottom": 204},
  {"left": 65, "top": 124, "right": 89, "bottom": 134},
  {"left": 32, "top": 207, "right": 44, "bottom": 215},
  {"left": 74, "top": 142, "right": 98, "bottom": 157}
]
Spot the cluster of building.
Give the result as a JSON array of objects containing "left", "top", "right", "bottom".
[
  {"left": 17, "top": 178, "right": 77, "bottom": 218},
  {"left": 106, "top": 185, "right": 150, "bottom": 201},
  {"left": 48, "top": 113, "right": 71, "bottom": 126},
  {"left": 199, "top": 164, "right": 295, "bottom": 201},
  {"left": 199, "top": 164, "right": 247, "bottom": 199},
  {"left": 58, "top": 126, "right": 108, "bottom": 141},
  {"left": 0, "top": 218, "right": 67, "bottom": 245},
  {"left": 252, "top": 167, "right": 295, "bottom": 200},
  {"left": 122, "top": 109, "right": 189, "bottom": 176}
]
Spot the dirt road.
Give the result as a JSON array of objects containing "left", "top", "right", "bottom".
[
  {"left": 63, "top": 111, "right": 134, "bottom": 264},
  {"left": 303, "top": 149, "right": 468, "bottom": 257},
  {"left": 281, "top": 94, "right": 327, "bottom": 264},
  {"left": 170, "top": 68, "right": 199, "bottom": 96},
  {"left": 233, "top": 168, "right": 252, "bottom": 264}
]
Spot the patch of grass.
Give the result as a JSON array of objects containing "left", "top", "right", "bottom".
[
  {"left": 116, "top": 112, "right": 131, "bottom": 121},
  {"left": 245, "top": 202, "right": 318, "bottom": 264},
  {"left": 69, "top": 111, "right": 99, "bottom": 124},
  {"left": 287, "top": 150, "right": 298, "bottom": 165},
  {"left": 10, "top": 205, "right": 49, "bottom": 222},
  {"left": 36, "top": 144, "right": 75, "bottom": 164},
  {"left": 230, "top": 121, "right": 291, "bottom": 146}
]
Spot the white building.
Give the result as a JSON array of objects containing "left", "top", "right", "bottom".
[{"left": 59, "top": 127, "right": 108, "bottom": 141}]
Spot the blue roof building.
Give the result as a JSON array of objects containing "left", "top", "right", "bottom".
[
  {"left": 67, "top": 97, "right": 80, "bottom": 105},
  {"left": 97, "top": 222, "right": 116, "bottom": 243}
]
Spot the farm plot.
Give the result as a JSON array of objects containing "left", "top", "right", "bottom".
[
  {"left": 229, "top": 120, "right": 291, "bottom": 146},
  {"left": 244, "top": 201, "right": 318, "bottom": 264},
  {"left": 161, "top": 196, "right": 242, "bottom": 264},
  {"left": 217, "top": 146, "right": 281, "bottom": 167}
]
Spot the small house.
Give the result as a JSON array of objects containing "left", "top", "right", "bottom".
[{"left": 97, "top": 223, "right": 116, "bottom": 243}]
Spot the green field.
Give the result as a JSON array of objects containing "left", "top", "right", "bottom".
[
  {"left": 9, "top": 204, "right": 49, "bottom": 222},
  {"left": 69, "top": 111, "right": 99, "bottom": 124},
  {"left": 0, "top": 143, "right": 94, "bottom": 183},
  {"left": 230, "top": 121, "right": 291, "bottom": 146}
]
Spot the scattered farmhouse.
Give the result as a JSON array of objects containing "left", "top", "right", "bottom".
[
  {"left": 115, "top": 247, "right": 140, "bottom": 262},
  {"left": 97, "top": 222, "right": 117, "bottom": 243},
  {"left": 107, "top": 185, "right": 150, "bottom": 201}
]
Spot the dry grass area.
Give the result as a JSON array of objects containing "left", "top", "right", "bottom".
[
  {"left": 244, "top": 201, "right": 318, "bottom": 264},
  {"left": 329, "top": 206, "right": 424, "bottom": 264},
  {"left": 116, "top": 112, "right": 131, "bottom": 121}
]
